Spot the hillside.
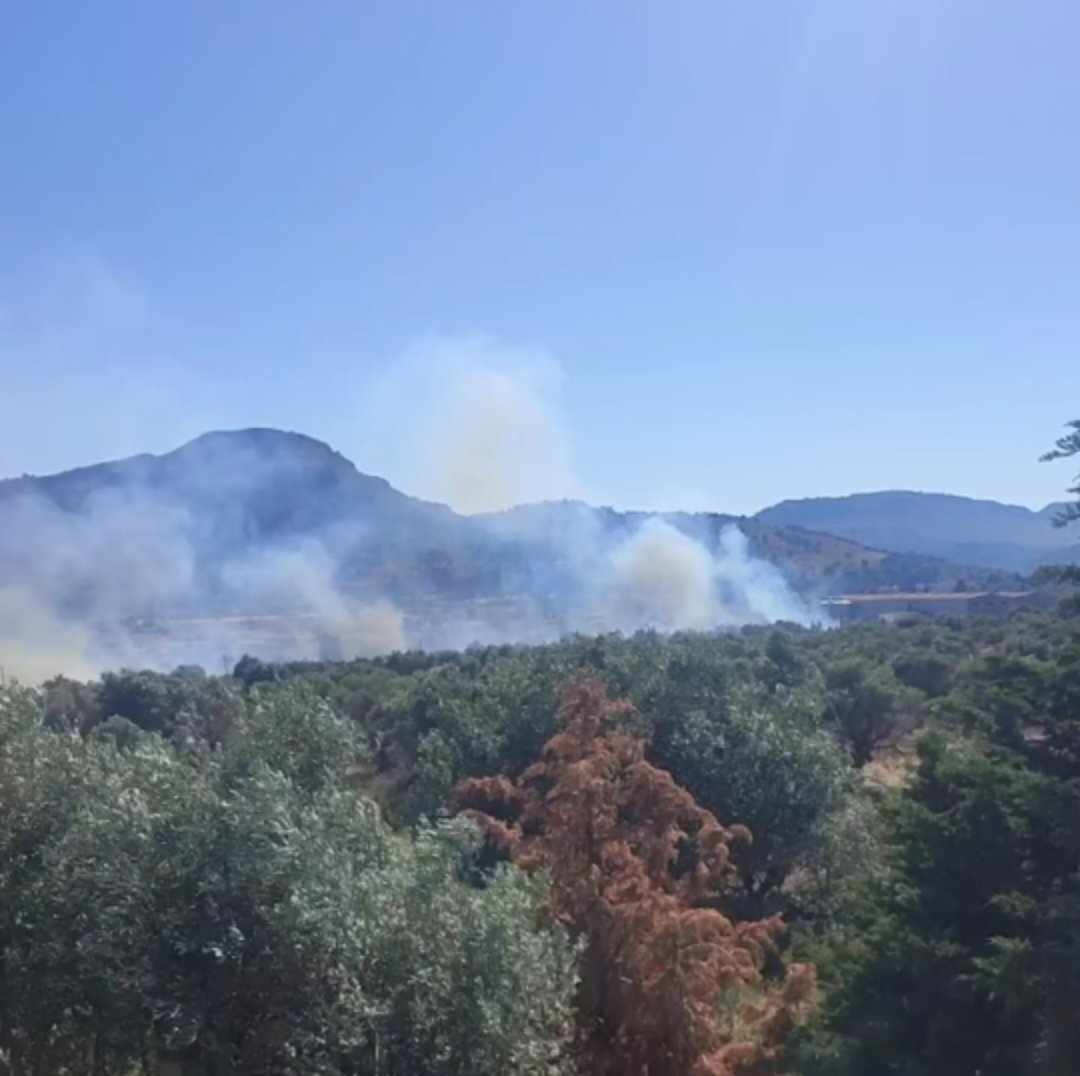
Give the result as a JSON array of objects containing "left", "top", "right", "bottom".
[
  {"left": 0, "top": 430, "right": 1020, "bottom": 671},
  {"left": 1, "top": 429, "right": 1004, "bottom": 609},
  {"left": 756, "top": 490, "right": 1080, "bottom": 573},
  {"left": 0, "top": 427, "right": 459, "bottom": 560},
  {"left": 0, "top": 429, "right": 469, "bottom": 612}
]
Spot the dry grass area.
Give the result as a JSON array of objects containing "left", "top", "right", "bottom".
[{"left": 863, "top": 734, "right": 920, "bottom": 789}]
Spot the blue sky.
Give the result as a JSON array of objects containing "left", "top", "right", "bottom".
[{"left": 1, "top": 0, "right": 1077, "bottom": 514}]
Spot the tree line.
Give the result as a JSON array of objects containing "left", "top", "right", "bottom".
[
  {"left": 2, "top": 419, "right": 1078, "bottom": 1074},
  {"left": 3, "top": 602, "right": 1077, "bottom": 1074}
]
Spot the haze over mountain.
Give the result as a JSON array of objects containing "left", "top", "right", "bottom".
[
  {"left": 0, "top": 428, "right": 1020, "bottom": 680},
  {"left": 756, "top": 491, "right": 1080, "bottom": 574},
  {"left": 0, "top": 427, "right": 1001, "bottom": 605}
]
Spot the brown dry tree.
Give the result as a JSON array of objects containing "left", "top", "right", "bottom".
[{"left": 454, "top": 678, "right": 815, "bottom": 1076}]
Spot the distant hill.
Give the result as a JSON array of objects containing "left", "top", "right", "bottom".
[
  {"left": 0, "top": 427, "right": 458, "bottom": 553},
  {"left": 0, "top": 430, "right": 1015, "bottom": 638},
  {"left": 0, "top": 429, "right": 473, "bottom": 615},
  {"left": 756, "top": 490, "right": 1080, "bottom": 574}
]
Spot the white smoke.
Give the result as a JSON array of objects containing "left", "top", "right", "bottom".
[
  {"left": 362, "top": 336, "right": 583, "bottom": 513},
  {"left": 0, "top": 324, "right": 823, "bottom": 681},
  {"left": 597, "top": 518, "right": 819, "bottom": 632},
  {"left": 222, "top": 544, "right": 350, "bottom": 623},
  {"left": 713, "top": 525, "right": 819, "bottom": 625},
  {"left": 0, "top": 488, "right": 196, "bottom": 620},
  {"left": 606, "top": 518, "right": 718, "bottom": 630},
  {"left": 0, "top": 495, "right": 410, "bottom": 683},
  {"left": 221, "top": 544, "right": 406, "bottom": 658},
  {"left": 0, "top": 585, "right": 100, "bottom": 683}
]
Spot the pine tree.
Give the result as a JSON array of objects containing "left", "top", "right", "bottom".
[{"left": 455, "top": 678, "right": 815, "bottom": 1076}]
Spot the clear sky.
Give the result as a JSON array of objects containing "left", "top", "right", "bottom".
[{"left": 1, "top": 0, "right": 1078, "bottom": 515}]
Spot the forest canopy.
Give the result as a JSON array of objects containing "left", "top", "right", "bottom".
[{"left": 2, "top": 606, "right": 1079, "bottom": 1075}]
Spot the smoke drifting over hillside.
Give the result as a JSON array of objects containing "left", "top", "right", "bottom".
[
  {"left": 399, "top": 340, "right": 818, "bottom": 635},
  {"left": 0, "top": 474, "right": 409, "bottom": 681},
  {"left": 0, "top": 585, "right": 99, "bottom": 684},
  {"left": 0, "top": 339, "right": 819, "bottom": 682},
  {"left": 601, "top": 519, "right": 816, "bottom": 632},
  {"left": 362, "top": 337, "right": 582, "bottom": 514},
  {"left": 606, "top": 518, "right": 717, "bottom": 631}
]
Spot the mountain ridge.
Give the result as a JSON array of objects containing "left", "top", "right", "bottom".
[
  {"left": 758, "top": 488, "right": 1065, "bottom": 528},
  {"left": 755, "top": 489, "right": 1079, "bottom": 573},
  {"left": 0, "top": 429, "right": 1023, "bottom": 627}
]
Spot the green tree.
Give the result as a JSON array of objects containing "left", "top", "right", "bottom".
[
  {"left": 0, "top": 685, "right": 91, "bottom": 1074},
  {"left": 1041, "top": 418, "right": 1080, "bottom": 528},
  {"left": 800, "top": 663, "right": 1080, "bottom": 1076},
  {"left": 0, "top": 681, "right": 580, "bottom": 1076},
  {"left": 823, "top": 661, "right": 914, "bottom": 767},
  {"left": 662, "top": 683, "right": 851, "bottom": 919},
  {"left": 892, "top": 650, "right": 952, "bottom": 698}
]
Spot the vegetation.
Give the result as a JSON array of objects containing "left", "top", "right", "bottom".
[
  {"left": 455, "top": 678, "right": 816, "bottom": 1075},
  {"left": 1041, "top": 417, "right": 1080, "bottom": 528},
  {"left": 0, "top": 681, "right": 578, "bottom": 1075},
  {"left": 4, "top": 590, "right": 1080, "bottom": 1072}
]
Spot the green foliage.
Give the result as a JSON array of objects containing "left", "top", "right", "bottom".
[
  {"left": 17, "top": 610, "right": 1080, "bottom": 1075},
  {"left": 88, "top": 712, "right": 147, "bottom": 750},
  {"left": 96, "top": 666, "right": 245, "bottom": 740},
  {"left": 660, "top": 682, "right": 851, "bottom": 918},
  {"left": 823, "top": 661, "right": 916, "bottom": 766},
  {"left": 797, "top": 631, "right": 1080, "bottom": 1076},
  {"left": 1040, "top": 417, "right": 1080, "bottom": 528},
  {"left": 226, "top": 680, "right": 368, "bottom": 792},
  {"left": 98, "top": 667, "right": 190, "bottom": 733},
  {"left": 0, "top": 681, "right": 578, "bottom": 1076},
  {"left": 787, "top": 787, "right": 886, "bottom": 930},
  {"left": 892, "top": 650, "right": 953, "bottom": 698},
  {"left": 40, "top": 674, "right": 100, "bottom": 734}
]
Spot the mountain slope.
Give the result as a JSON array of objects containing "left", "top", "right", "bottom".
[
  {"left": 756, "top": 490, "right": 1080, "bottom": 573},
  {"left": 0, "top": 430, "right": 1011, "bottom": 631},
  {"left": 0, "top": 428, "right": 455, "bottom": 549},
  {"left": 0, "top": 429, "right": 470, "bottom": 617}
]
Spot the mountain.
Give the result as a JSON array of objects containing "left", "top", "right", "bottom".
[
  {"left": 756, "top": 491, "right": 1080, "bottom": 574},
  {"left": 0, "top": 428, "right": 457, "bottom": 553},
  {"left": 0, "top": 429, "right": 475, "bottom": 614},
  {"left": 0, "top": 429, "right": 1019, "bottom": 670}
]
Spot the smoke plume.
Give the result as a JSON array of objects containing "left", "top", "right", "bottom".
[
  {"left": 0, "top": 333, "right": 821, "bottom": 682},
  {"left": 596, "top": 518, "right": 818, "bottom": 633},
  {"left": 606, "top": 518, "right": 718, "bottom": 631},
  {"left": 0, "top": 484, "right": 408, "bottom": 682},
  {"left": 220, "top": 545, "right": 405, "bottom": 659},
  {"left": 0, "top": 585, "right": 100, "bottom": 683},
  {"left": 362, "top": 337, "right": 582, "bottom": 513}
]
